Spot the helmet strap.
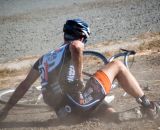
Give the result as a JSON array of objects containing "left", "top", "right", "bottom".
[{"left": 82, "top": 38, "right": 87, "bottom": 44}]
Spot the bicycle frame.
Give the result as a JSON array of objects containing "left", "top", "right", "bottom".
[
  {"left": 108, "top": 49, "right": 136, "bottom": 68},
  {"left": 83, "top": 49, "right": 136, "bottom": 77}
]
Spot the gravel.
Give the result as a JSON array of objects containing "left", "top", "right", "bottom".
[{"left": 0, "top": 0, "right": 160, "bottom": 63}]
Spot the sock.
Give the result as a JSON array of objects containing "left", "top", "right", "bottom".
[{"left": 136, "top": 95, "right": 152, "bottom": 108}]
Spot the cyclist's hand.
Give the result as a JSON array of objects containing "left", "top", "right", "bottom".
[
  {"left": 71, "top": 79, "right": 85, "bottom": 91},
  {"left": 0, "top": 108, "right": 8, "bottom": 122}
]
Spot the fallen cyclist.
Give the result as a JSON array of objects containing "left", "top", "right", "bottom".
[{"left": 0, "top": 18, "right": 159, "bottom": 122}]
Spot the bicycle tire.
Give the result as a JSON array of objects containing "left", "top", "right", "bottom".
[
  {"left": 108, "top": 50, "right": 135, "bottom": 70},
  {"left": 0, "top": 87, "right": 47, "bottom": 108},
  {"left": 83, "top": 51, "right": 108, "bottom": 64},
  {"left": 83, "top": 50, "right": 108, "bottom": 82}
]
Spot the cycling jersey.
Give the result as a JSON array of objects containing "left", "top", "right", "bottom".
[
  {"left": 33, "top": 43, "right": 111, "bottom": 118},
  {"left": 33, "top": 44, "right": 76, "bottom": 87},
  {"left": 33, "top": 43, "right": 78, "bottom": 108}
]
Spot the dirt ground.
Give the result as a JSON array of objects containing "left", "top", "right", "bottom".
[
  {"left": 0, "top": 0, "right": 160, "bottom": 63},
  {"left": 0, "top": 0, "right": 160, "bottom": 129},
  {"left": 0, "top": 34, "right": 160, "bottom": 130}
]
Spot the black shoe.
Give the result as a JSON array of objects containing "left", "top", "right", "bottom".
[{"left": 143, "top": 101, "right": 160, "bottom": 119}]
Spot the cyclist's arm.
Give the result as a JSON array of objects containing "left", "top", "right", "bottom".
[
  {"left": 69, "top": 40, "right": 84, "bottom": 81},
  {"left": 2, "top": 68, "right": 40, "bottom": 112}
]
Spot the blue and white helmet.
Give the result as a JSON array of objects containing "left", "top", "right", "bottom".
[{"left": 63, "top": 19, "right": 90, "bottom": 43}]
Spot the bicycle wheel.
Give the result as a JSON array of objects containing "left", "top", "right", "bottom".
[
  {"left": 108, "top": 51, "right": 135, "bottom": 70},
  {"left": 83, "top": 51, "right": 116, "bottom": 103},
  {"left": 83, "top": 51, "right": 108, "bottom": 83},
  {"left": 0, "top": 86, "right": 47, "bottom": 108}
]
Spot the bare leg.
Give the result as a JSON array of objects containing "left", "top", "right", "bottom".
[
  {"left": 99, "top": 60, "right": 159, "bottom": 119},
  {"left": 100, "top": 60, "right": 144, "bottom": 98}
]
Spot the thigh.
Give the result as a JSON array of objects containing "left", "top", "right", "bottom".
[{"left": 100, "top": 61, "right": 120, "bottom": 84}]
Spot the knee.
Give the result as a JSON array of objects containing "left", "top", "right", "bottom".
[{"left": 112, "top": 60, "right": 126, "bottom": 72}]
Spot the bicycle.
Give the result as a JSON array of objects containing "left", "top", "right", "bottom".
[
  {"left": 83, "top": 48, "right": 136, "bottom": 82},
  {"left": 0, "top": 49, "right": 136, "bottom": 108}
]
